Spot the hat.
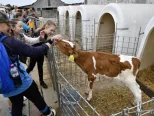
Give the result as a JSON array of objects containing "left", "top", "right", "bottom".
[{"left": 0, "top": 11, "right": 17, "bottom": 24}]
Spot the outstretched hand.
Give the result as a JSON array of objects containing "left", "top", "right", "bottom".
[
  {"left": 51, "top": 34, "right": 63, "bottom": 43},
  {"left": 40, "top": 31, "right": 45, "bottom": 40}
]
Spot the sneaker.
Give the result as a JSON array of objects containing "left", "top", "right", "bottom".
[
  {"left": 47, "top": 108, "right": 56, "bottom": 116},
  {"left": 40, "top": 81, "right": 48, "bottom": 89},
  {"left": 23, "top": 96, "right": 27, "bottom": 101}
]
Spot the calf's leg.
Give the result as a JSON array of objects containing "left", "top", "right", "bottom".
[
  {"left": 87, "top": 76, "right": 95, "bottom": 101},
  {"left": 123, "top": 76, "right": 142, "bottom": 112}
]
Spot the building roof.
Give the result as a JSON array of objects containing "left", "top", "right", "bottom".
[
  {"left": 18, "top": 4, "right": 33, "bottom": 9},
  {"left": 33, "top": 0, "right": 67, "bottom": 9}
]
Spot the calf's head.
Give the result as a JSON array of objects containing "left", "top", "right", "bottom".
[{"left": 55, "top": 39, "right": 76, "bottom": 56}]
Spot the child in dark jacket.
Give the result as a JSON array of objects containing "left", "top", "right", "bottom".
[{"left": 26, "top": 20, "right": 56, "bottom": 89}]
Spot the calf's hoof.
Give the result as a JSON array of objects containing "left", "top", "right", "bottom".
[{"left": 86, "top": 97, "right": 92, "bottom": 102}]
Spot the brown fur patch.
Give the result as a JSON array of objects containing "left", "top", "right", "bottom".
[
  {"left": 74, "top": 52, "right": 133, "bottom": 78},
  {"left": 132, "top": 58, "right": 140, "bottom": 76},
  {"left": 120, "top": 61, "right": 131, "bottom": 71}
]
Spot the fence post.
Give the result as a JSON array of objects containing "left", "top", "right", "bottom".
[
  {"left": 51, "top": 47, "right": 61, "bottom": 108},
  {"left": 136, "top": 101, "right": 142, "bottom": 116},
  {"left": 94, "top": 18, "right": 96, "bottom": 38},
  {"left": 122, "top": 108, "right": 129, "bottom": 116},
  {"left": 135, "top": 27, "right": 144, "bottom": 56},
  {"left": 113, "top": 23, "right": 118, "bottom": 54},
  {"left": 151, "top": 97, "right": 154, "bottom": 115}
]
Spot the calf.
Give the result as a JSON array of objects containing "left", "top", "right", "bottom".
[{"left": 55, "top": 39, "right": 141, "bottom": 109}]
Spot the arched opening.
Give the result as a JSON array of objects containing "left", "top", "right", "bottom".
[
  {"left": 97, "top": 13, "right": 115, "bottom": 53},
  {"left": 140, "top": 28, "right": 154, "bottom": 69},
  {"left": 75, "top": 11, "right": 82, "bottom": 48},
  {"left": 65, "top": 11, "right": 69, "bottom": 36}
]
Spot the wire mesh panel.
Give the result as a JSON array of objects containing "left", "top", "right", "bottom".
[
  {"left": 58, "top": 74, "right": 100, "bottom": 116},
  {"left": 96, "top": 34, "right": 115, "bottom": 53},
  {"left": 113, "top": 36, "right": 139, "bottom": 56},
  {"left": 65, "top": 13, "right": 70, "bottom": 36},
  {"left": 96, "top": 34, "right": 139, "bottom": 56},
  {"left": 53, "top": 46, "right": 88, "bottom": 90}
]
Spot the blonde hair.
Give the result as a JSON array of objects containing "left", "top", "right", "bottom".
[{"left": 38, "top": 20, "right": 56, "bottom": 31}]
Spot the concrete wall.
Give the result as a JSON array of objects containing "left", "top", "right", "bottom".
[
  {"left": 86, "top": 0, "right": 154, "bottom": 4},
  {"left": 42, "top": 8, "right": 57, "bottom": 18},
  {"left": 33, "top": 0, "right": 66, "bottom": 10},
  {"left": 147, "top": 0, "right": 154, "bottom": 4},
  {"left": 33, "top": 0, "right": 66, "bottom": 18}
]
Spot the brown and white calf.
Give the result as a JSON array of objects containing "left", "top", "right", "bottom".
[{"left": 55, "top": 39, "right": 141, "bottom": 108}]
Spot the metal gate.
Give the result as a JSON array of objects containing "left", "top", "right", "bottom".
[
  {"left": 112, "top": 98, "right": 154, "bottom": 116},
  {"left": 47, "top": 47, "right": 100, "bottom": 116}
]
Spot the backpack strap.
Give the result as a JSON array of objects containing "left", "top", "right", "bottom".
[
  {"left": 0, "top": 35, "right": 7, "bottom": 42},
  {"left": 0, "top": 35, "right": 25, "bottom": 76}
]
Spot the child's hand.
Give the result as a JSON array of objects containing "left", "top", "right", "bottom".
[
  {"left": 46, "top": 43, "right": 51, "bottom": 48},
  {"left": 51, "top": 34, "right": 63, "bottom": 43},
  {"left": 40, "top": 31, "right": 45, "bottom": 40}
]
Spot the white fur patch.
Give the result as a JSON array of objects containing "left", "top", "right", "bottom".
[
  {"left": 92, "top": 56, "right": 96, "bottom": 70},
  {"left": 92, "top": 70, "right": 135, "bottom": 83},
  {"left": 87, "top": 89, "right": 92, "bottom": 101},
  {"left": 62, "top": 39, "right": 74, "bottom": 48},
  {"left": 119, "top": 55, "right": 134, "bottom": 72},
  {"left": 91, "top": 55, "right": 137, "bottom": 83}
]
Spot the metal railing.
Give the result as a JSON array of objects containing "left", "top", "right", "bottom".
[
  {"left": 47, "top": 47, "right": 100, "bottom": 116},
  {"left": 112, "top": 98, "right": 154, "bottom": 116}
]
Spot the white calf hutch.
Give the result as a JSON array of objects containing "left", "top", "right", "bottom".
[
  {"left": 137, "top": 16, "right": 154, "bottom": 70},
  {"left": 67, "top": 6, "right": 79, "bottom": 40},
  {"left": 96, "top": 3, "right": 154, "bottom": 55},
  {"left": 76, "top": 5, "right": 104, "bottom": 50},
  {"left": 57, "top": 6, "right": 68, "bottom": 34}
]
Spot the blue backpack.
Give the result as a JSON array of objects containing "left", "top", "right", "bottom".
[{"left": 0, "top": 35, "right": 16, "bottom": 94}]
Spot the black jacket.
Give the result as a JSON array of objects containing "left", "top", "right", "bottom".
[{"left": 0, "top": 32, "right": 49, "bottom": 63}]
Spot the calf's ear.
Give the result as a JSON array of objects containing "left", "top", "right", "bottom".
[{"left": 73, "top": 40, "right": 80, "bottom": 50}]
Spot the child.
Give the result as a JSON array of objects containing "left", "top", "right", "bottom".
[{"left": 26, "top": 20, "right": 56, "bottom": 89}]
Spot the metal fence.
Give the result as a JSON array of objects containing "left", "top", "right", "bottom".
[
  {"left": 112, "top": 98, "right": 154, "bottom": 116},
  {"left": 47, "top": 47, "right": 100, "bottom": 116}
]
